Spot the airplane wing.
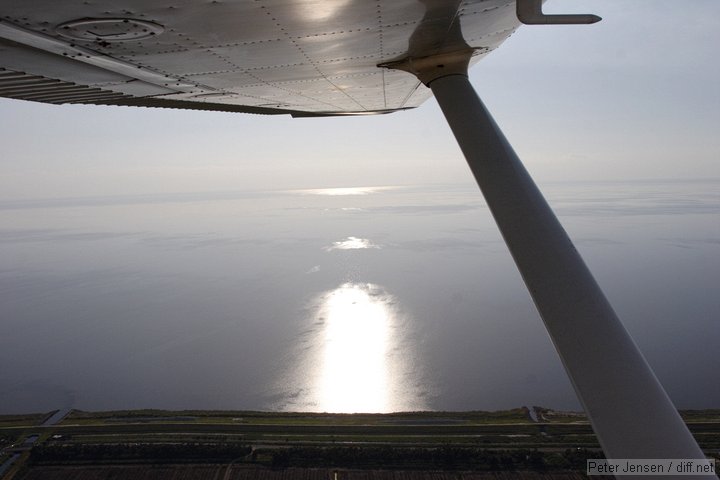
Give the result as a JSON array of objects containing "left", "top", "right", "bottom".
[{"left": 0, "top": 0, "right": 519, "bottom": 116}]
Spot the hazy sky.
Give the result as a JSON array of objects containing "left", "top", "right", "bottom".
[{"left": 1, "top": 0, "right": 718, "bottom": 199}]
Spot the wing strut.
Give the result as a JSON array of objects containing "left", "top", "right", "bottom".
[{"left": 383, "top": 51, "right": 711, "bottom": 467}]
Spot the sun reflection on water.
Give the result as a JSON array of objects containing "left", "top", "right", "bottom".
[
  {"left": 318, "top": 283, "right": 390, "bottom": 412},
  {"left": 276, "top": 283, "right": 427, "bottom": 413},
  {"left": 325, "top": 236, "right": 381, "bottom": 251},
  {"left": 294, "top": 186, "right": 398, "bottom": 196}
]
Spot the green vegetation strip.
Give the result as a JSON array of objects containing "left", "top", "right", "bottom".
[
  {"left": 61, "top": 408, "right": 534, "bottom": 426},
  {"left": 0, "top": 413, "right": 49, "bottom": 428}
]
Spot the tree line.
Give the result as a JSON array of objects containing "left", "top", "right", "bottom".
[
  {"left": 268, "top": 445, "right": 601, "bottom": 471},
  {"left": 30, "top": 442, "right": 251, "bottom": 465}
]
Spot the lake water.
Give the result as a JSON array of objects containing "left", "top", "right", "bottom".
[{"left": 0, "top": 180, "right": 718, "bottom": 414}]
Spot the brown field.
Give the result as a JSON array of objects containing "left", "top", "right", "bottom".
[{"left": 19, "top": 465, "right": 610, "bottom": 480}]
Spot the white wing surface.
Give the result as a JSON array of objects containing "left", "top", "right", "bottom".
[{"left": 0, "top": 0, "right": 519, "bottom": 116}]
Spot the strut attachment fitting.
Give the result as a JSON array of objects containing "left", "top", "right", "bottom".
[
  {"left": 378, "top": 48, "right": 475, "bottom": 87},
  {"left": 516, "top": 0, "right": 601, "bottom": 25}
]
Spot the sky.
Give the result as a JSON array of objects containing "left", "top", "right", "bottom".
[{"left": 0, "top": 0, "right": 718, "bottom": 200}]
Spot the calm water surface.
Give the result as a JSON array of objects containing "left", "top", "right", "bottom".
[{"left": 0, "top": 181, "right": 718, "bottom": 413}]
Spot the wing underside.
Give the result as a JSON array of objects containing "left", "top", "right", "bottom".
[{"left": 0, "top": 1, "right": 519, "bottom": 116}]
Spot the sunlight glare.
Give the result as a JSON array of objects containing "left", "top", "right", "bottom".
[
  {"left": 304, "top": 187, "right": 376, "bottom": 196},
  {"left": 295, "top": 0, "right": 353, "bottom": 22},
  {"left": 294, "top": 186, "right": 399, "bottom": 196},
  {"left": 326, "top": 236, "right": 380, "bottom": 251},
  {"left": 317, "top": 283, "right": 391, "bottom": 413}
]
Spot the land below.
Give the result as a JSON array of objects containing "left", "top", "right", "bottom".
[{"left": 1, "top": 407, "right": 718, "bottom": 479}]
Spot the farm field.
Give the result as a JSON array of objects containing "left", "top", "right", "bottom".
[
  {"left": 20, "top": 465, "right": 610, "bottom": 480},
  {"left": 1, "top": 408, "right": 718, "bottom": 480}
]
